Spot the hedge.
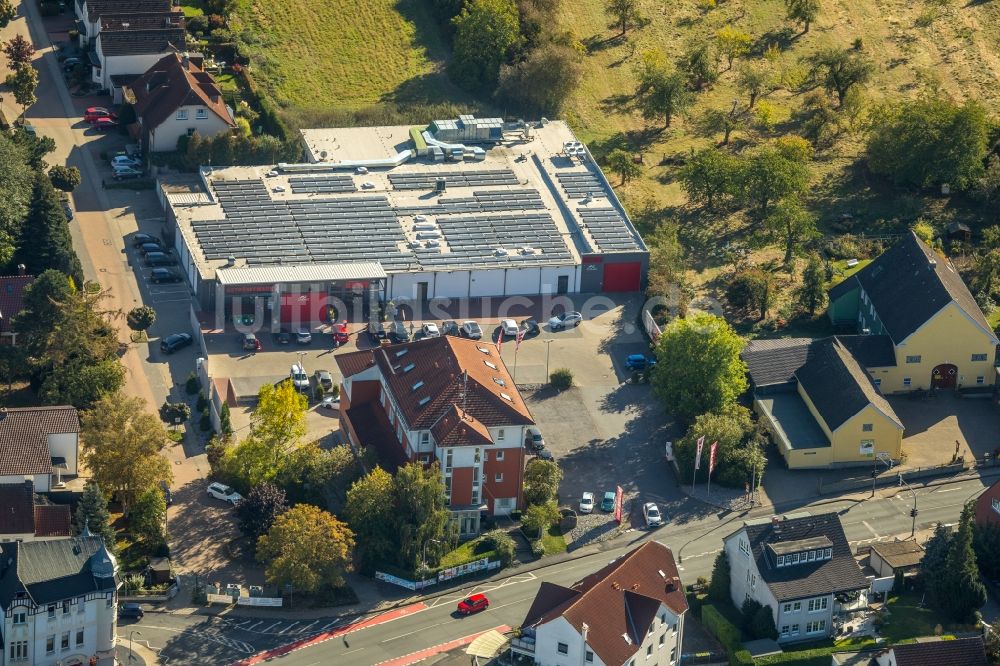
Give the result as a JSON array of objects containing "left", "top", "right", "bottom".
[{"left": 701, "top": 604, "right": 751, "bottom": 666}]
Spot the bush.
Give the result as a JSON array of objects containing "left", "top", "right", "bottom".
[
  {"left": 530, "top": 539, "right": 545, "bottom": 558},
  {"left": 220, "top": 403, "right": 233, "bottom": 435},
  {"left": 199, "top": 408, "right": 211, "bottom": 432},
  {"left": 549, "top": 368, "right": 573, "bottom": 390},
  {"left": 196, "top": 390, "right": 208, "bottom": 413},
  {"left": 481, "top": 529, "right": 516, "bottom": 566},
  {"left": 48, "top": 165, "right": 81, "bottom": 191},
  {"left": 702, "top": 604, "right": 742, "bottom": 650},
  {"left": 159, "top": 401, "right": 192, "bottom": 424},
  {"left": 522, "top": 501, "right": 559, "bottom": 538},
  {"left": 187, "top": 14, "right": 208, "bottom": 35},
  {"left": 751, "top": 604, "right": 778, "bottom": 640},
  {"left": 740, "top": 597, "right": 763, "bottom": 633},
  {"left": 185, "top": 371, "right": 200, "bottom": 395}
]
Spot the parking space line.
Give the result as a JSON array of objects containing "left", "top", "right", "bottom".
[
  {"left": 278, "top": 621, "right": 300, "bottom": 634},
  {"left": 260, "top": 622, "right": 282, "bottom": 633}
]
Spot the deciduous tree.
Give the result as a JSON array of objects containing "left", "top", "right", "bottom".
[
  {"left": 75, "top": 480, "right": 116, "bottom": 551},
  {"left": 0, "top": 0, "right": 16, "bottom": 29},
  {"left": 736, "top": 60, "right": 771, "bottom": 110},
  {"left": 785, "top": 0, "right": 820, "bottom": 33},
  {"left": 449, "top": 0, "right": 522, "bottom": 92},
  {"left": 523, "top": 457, "right": 562, "bottom": 506},
  {"left": 698, "top": 106, "right": 743, "bottom": 146},
  {"left": 48, "top": 165, "right": 81, "bottom": 192},
  {"left": 677, "top": 39, "right": 718, "bottom": 90},
  {"left": 807, "top": 47, "right": 873, "bottom": 106},
  {"left": 13, "top": 269, "right": 74, "bottom": 356},
  {"left": 726, "top": 267, "right": 777, "bottom": 320},
  {"left": 257, "top": 504, "right": 355, "bottom": 593},
  {"left": 765, "top": 198, "right": 817, "bottom": 264},
  {"left": 393, "top": 463, "right": 453, "bottom": 570},
  {"left": 81, "top": 391, "right": 172, "bottom": 515},
  {"left": 675, "top": 405, "right": 764, "bottom": 487},
  {"left": 2, "top": 35, "right": 34, "bottom": 69},
  {"left": 652, "top": 314, "right": 747, "bottom": 424},
  {"left": 522, "top": 500, "right": 560, "bottom": 537},
  {"left": 605, "top": 149, "right": 642, "bottom": 185},
  {"left": 345, "top": 467, "right": 396, "bottom": 571},
  {"left": 605, "top": 0, "right": 642, "bottom": 37},
  {"left": 679, "top": 147, "right": 740, "bottom": 210},
  {"left": 645, "top": 220, "right": 688, "bottom": 304},
  {"left": 497, "top": 42, "right": 582, "bottom": 117},
  {"left": 9, "top": 65, "right": 37, "bottom": 115},
  {"left": 235, "top": 482, "right": 288, "bottom": 545},
  {"left": 126, "top": 306, "right": 156, "bottom": 334},
  {"left": 715, "top": 26, "right": 752, "bottom": 70},
  {"left": 634, "top": 51, "right": 692, "bottom": 129},
  {"left": 130, "top": 485, "right": 166, "bottom": 547},
  {"left": 798, "top": 253, "right": 827, "bottom": 315},
  {"left": 275, "top": 442, "right": 357, "bottom": 511},
  {"left": 738, "top": 142, "right": 811, "bottom": 217}
]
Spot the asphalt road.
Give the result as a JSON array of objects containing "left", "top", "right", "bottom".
[{"left": 127, "top": 473, "right": 989, "bottom": 665}]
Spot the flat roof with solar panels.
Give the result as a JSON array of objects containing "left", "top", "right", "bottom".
[{"left": 163, "top": 117, "right": 648, "bottom": 298}]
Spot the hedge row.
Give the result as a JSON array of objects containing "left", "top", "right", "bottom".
[
  {"left": 235, "top": 67, "right": 292, "bottom": 142},
  {"left": 701, "top": 604, "right": 752, "bottom": 666}
]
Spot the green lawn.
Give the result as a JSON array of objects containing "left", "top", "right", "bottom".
[
  {"left": 540, "top": 525, "right": 567, "bottom": 555},
  {"left": 178, "top": 0, "right": 205, "bottom": 17},
  {"left": 213, "top": 71, "right": 239, "bottom": 94},
  {"left": 829, "top": 259, "right": 873, "bottom": 285},
  {"left": 438, "top": 538, "right": 495, "bottom": 569},
  {"left": 878, "top": 593, "right": 971, "bottom": 643},
  {"left": 987, "top": 307, "right": 1000, "bottom": 330}
]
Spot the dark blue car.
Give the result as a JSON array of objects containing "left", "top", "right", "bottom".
[{"left": 625, "top": 354, "right": 657, "bottom": 370}]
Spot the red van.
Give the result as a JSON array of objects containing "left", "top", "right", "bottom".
[{"left": 457, "top": 594, "right": 489, "bottom": 616}]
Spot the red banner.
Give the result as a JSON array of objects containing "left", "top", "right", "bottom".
[
  {"left": 709, "top": 441, "right": 718, "bottom": 475},
  {"left": 614, "top": 485, "right": 623, "bottom": 523},
  {"left": 694, "top": 436, "right": 705, "bottom": 470},
  {"left": 515, "top": 328, "right": 525, "bottom": 350}
]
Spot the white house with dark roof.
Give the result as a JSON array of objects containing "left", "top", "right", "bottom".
[
  {"left": 723, "top": 512, "right": 869, "bottom": 644},
  {"left": 0, "top": 533, "right": 120, "bottom": 665},
  {"left": 512, "top": 541, "right": 687, "bottom": 666},
  {"left": 0, "top": 407, "right": 81, "bottom": 492}
]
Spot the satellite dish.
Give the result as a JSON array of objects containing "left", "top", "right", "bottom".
[{"left": 320, "top": 151, "right": 328, "bottom": 159}]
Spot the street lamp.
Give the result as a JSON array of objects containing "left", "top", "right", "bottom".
[
  {"left": 543, "top": 340, "right": 554, "bottom": 384},
  {"left": 129, "top": 630, "right": 142, "bottom": 662},
  {"left": 898, "top": 473, "right": 919, "bottom": 538}
]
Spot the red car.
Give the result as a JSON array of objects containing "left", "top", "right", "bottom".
[
  {"left": 456, "top": 594, "right": 489, "bottom": 616},
  {"left": 333, "top": 320, "right": 349, "bottom": 346},
  {"left": 84, "top": 107, "right": 116, "bottom": 123},
  {"left": 93, "top": 117, "right": 119, "bottom": 132}
]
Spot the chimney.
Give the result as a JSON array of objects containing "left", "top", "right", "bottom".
[
  {"left": 182, "top": 52, "right": 190, "bottom": 70},
  {"left": 772, "top": 515, "right": 782, "bottom": 537},
  {"left": 16, "top": 264, "right": 25, "bottom": 275},
  {"left": 0, "top": 406, "right": 7, "bottom": 421}
]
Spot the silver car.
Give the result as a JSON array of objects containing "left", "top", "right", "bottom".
[{"left": 548, "top": 311, "right": 583, "bottom": 331}]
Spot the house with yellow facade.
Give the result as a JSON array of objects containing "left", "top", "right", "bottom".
[
  {"left": 828, "top": 231, "right": 999, "bottom": 392},
  {"left": 744, "top": 336, "right": 903, "bottom": 469},
  {"left": 743, "top": 232, "right": 997, "bottom": 470}
]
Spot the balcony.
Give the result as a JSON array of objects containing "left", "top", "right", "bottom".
[{"left": 510, "top": 634, "right": 535, "bottom": 655}]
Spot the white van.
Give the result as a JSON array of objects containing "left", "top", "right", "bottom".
[{"left": 290, "top": 363, "right": 309, "bottom": 392}]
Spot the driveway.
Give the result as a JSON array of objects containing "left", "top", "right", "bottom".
[{"left": 889, "top": 392, "right": 1000, "bottom": 466}]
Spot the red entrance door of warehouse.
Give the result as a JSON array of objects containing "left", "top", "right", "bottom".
[{"left": 603, "top": 262, "right": 641, "bottom": 292}]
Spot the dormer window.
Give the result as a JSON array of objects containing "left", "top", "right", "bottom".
[{"left": 769, "top": 536, "right": 833, "bottom": 568}]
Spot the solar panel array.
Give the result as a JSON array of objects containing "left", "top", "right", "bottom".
[
  {"left": 578, "top": 208, "right": 641, "bottom": 252},
  {"left": 388, "top": 169, "right": 518, "bottom": 190},
  {"left": 395, "top": 189, "right": 545, "bottom": 218},
  {"left": 418, "top": 213, "right": 572, "bottom": 269},
  {"left": 556, "top": 171, "right": 603, "bottom": 199},
  {"left": 195, "top": 180, "right": 414, "bottom": 270},
  {"left": 288, "top": 175, "right": 357, "bottom": 194}
]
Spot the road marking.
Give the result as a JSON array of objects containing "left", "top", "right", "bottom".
[
  {"left": 861, "top": 520, "right": 880, "bottom": 538},
  {"left": 934, "top": 487, "right": 962, "bottom": 493},
  {"left": 231, "top": 603, "right": 429, "bottom": 665},
  {"left": 245, "top": 621, "right": 263, "bottom": 631},
  {"left": 135, "top": 624, "right": 254, "bottom": 653},
  {"left": 381, "top": 620, "right": 450, "bottom": 643},
  {"left": 373, "top": 625, "right": 511, "bottom": 666},
  {"left": 278, "top": 621, "right": 300, "bottom": 635},
  {"left": 260, "top": 622, "right": 282, "bottom": 633}
]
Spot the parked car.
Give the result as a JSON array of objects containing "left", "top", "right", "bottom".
[
  {"left": 113, "top": 167, "right": 143, "bottom": 180},
  {"left": 132, "top": 233, "right": 158, "bottom": 247},
  {"left": 118, "top": 603, "right": 144, "bottom": 620},
  {"left": 63, "top": 58, "right": 84, "bottom": 73},
  {"left": 368, "top": 320, "right": 389, "bottom": 343},
  {"left": 315, "top": 369, "right": 333, "bottom": 391},
  {"left": 525, "top": 426, "right": 544, "bottom": 451},
  {"left": 535, "top": 448, "right": 553, "bottom": 461},
  {"left": 144, "top": 252, "right": 177, "bottom": 267},
  {"left": 456, "top": 594, "right": 489, "bottom": 616},
  {"left": 93, "top": 117, "right": 119, "bottom": 132},
  {"left": 441, "top": 320, "right": 460, "bottom": 336},
  {"left": 625, "top": 354, "right": 657, "bottom": 371},
  {"left": 159, "top": 333, "right": 193, "bottom": 354},
  {"left": 207, "top": 482, "right": 242, "bottom": 504},
  {"left": 62, "top": 203, "right": 73, "bottom": 220},
  {"left": 332, "top": 321, "right": 348, "bottom": 345},
  {"left": 321, "top": 395, "right": 340, "bottom": 410},
  {"left": 579, "top": 492, "right": 595, "bottom": 514},
  {"left": 548, "top": 311, "right": 583, "bottom": 331},
  {"left": 150, "top": 268, "right": 182, "bottom": 284},
  {"left": 601, "top": 490, "right": 616, "bottom": 512},
  {"left": 273, "top": 328, "right": 291, "bottom": 345},
  {"left": 421, "top": 323, "right": 440, "bottom": 338},
  {"left": 290, "top": 363, "right": 309, "bottom": 392},
  {"left": 297, "top": 328, "right": 313, "bottom": 344},
  {"left": 138, "top": 242, "right": 165, "bottom": 256},
  {"left": 499, "top": 319, "right": 518, "bottom": 337},
  {"left": 643, "top": 502, "right": 663, "bottom": 527},
  {"left": 110, "top": 155, "right": 141, "bottom": 169},
  {"left": 519, "top": 319, "right": 539, "bottom": 336},
  {"left": 242, "top": 333, "right": 260, "bottom": 351},
  {"left": 84, "top": 106, "right": 114, "bottom": 122},
  {"left": 387, "top": 321, "right": 409, "bottom": 344},
  {"left": 460, "top": 320, "right": 483, "bottom": 339}
]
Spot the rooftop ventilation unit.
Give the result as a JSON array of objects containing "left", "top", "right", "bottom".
[
  {"left": 226, "top": 255, "right": 236, "bottom": 266},
  {"left": 494, "top": 248, "right": 508, "bottom": 256},
  {"left": 424, "top": 240, "right": 441, "bottom": 248},
  {"left": 413, "top": 222, "right": 437, "bottom": 232},
  {"left": 415, "top": 231, "right": 441, "bottom": 240}
]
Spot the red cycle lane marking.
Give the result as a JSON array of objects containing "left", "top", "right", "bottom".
[
  {"left": 231, "top": 602, "right": 429, "bottom": 665},
  {"left": 374, "top": 624, "right": 512, "bottom": 666}
]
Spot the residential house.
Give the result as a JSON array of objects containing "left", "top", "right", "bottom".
[
  {"left": 868, "top": 540, "right": 924, "bottom": 579},
  {"left": 335, "top": 336, "right": 534, "bottom": 537},
  {"left": 0, "top": 482, "right": 72, "bottom": 543},
  {"left": 74, "top": 0, "right": 172, "bottom": 45},
  {"left": 724, "top": 513, "right": 869, "bottom": 644},
  {"left": 0, "top": 533, "right": 120, "bottom": 666},
  {"left": 0, "top": 407, "right": 81, "bottom": 492},
  {"left": 743, "top": 336, "right": 903, "bottom": 469},
  {"left": 828, "top": 231, "right": 999, "bottom": 392},
  {"left": 0, "top": 274, "right": 33, "bottom": 346},
  {"left": 511, "top": 541, "right": 687, "bottom": 666},
  {"left": 874, "top": 636, "right": 988, "bottom": 666},
  {"left": 974, "top": 478, "right": 1000, "bottom": 528},
  {"left": 127, "top": 53, "right": 235, "bottom": 153},
  {"left": 92, "top": 13, "right": 185, "bottom": 103}
]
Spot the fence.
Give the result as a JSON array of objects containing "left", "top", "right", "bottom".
[
  {"left": 375, "top": 557, "right": 502, "bottom": 591},
  {"left": 643, "top": 305, "right": 662, "bottom": 342}
]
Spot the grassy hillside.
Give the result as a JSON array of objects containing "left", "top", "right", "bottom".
[{"left": 229, "top": 0, "right": 473, "bottom": 122}]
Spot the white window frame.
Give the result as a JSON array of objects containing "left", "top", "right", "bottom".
[
  {"left": 494, "top": 473, "right": 503, "bottom": 482},
  {"left": 993, "top": 497, "right": 1000, "bottom": 515},
  {"left": 557, "top": 642, "right": 569, "bottom": 655},
  {"left": 497, "top": 428, "right": 505, "bottom": 440},
  {"left": 196, "top": 108, "right": 208, "bottom": 119},
  {"left": 496, "top": 450, "right": 504, "bottom": 461},
  {"left": 175, "top": 109, "right": 188, "bottom": 120},
  {"left": 977, "top": 376, "right": 985, "bottom": 385},
  {"left": 903, "top": 377, "right": 912, "bottom": 387}
]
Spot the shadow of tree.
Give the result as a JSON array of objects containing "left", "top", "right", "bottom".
[{"left": 750, "top": 27, "right": 797, "bottom": 56}]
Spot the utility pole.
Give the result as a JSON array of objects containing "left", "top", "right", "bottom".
[
  {"left": 543, "top": 340, "right": 554, "bottom": 384},
  {"left": 898, "top": 473, "right": 919, "bottom": 538}
]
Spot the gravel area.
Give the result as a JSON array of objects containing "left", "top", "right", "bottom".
[{"left": 564, "top": 498, "right": 636, "bottom": 550}]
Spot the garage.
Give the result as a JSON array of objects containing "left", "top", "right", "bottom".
[{"left": 603, "top": 262, "right": 642, "bottom": 292}]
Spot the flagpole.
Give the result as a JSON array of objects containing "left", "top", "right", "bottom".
[
  {"left": 707, "top": 464, "right": 712, "bottom": 497},
  {"left": 513, "top": 344, "right": 518, "bottom": 383}
]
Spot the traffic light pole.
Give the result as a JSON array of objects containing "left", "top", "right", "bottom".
[{"left": 897, "top": 473, "right": 919, "bottom": 538}]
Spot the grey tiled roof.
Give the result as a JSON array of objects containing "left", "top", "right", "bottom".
[
  {"left": 0, "top": 407, "right": 79, "bottom": 476},
  {"left": 828, "top": 231, "right": 995, "bottom": 343},
  {"left": 836, "top": 335, "right": 896, "bottom": 368},
  {"left": 741, "top": 338, "right": 812, "bottom": 387},
  {"left": 891, "top": 637, "right": 988, "bottom": 666},
  {"left": 0, "top": 536, "right": 118, "bottom": 607},
  {"left": 738, "top": 513, "right": 869, "bottom": 602},
  {"left": 98, "top": 27, "right": 184, "bottom": 56},
  {"left": 795, "top": 337, "right": 901, "bottom": 431}
]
